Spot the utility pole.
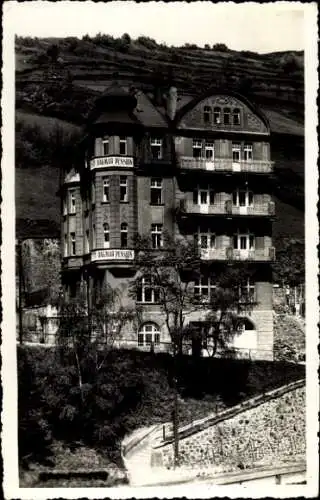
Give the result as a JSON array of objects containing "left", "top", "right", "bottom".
[{"left": 172, "top": 342, "right": 179, "bottom": 468}]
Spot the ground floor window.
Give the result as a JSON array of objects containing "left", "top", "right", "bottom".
[{"left": 138, "top": 323, "right": 161, "bottom": 346}]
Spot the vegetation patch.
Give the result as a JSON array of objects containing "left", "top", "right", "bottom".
[{"left": 18, "top": 345, "right": 305, "bottom": 476}]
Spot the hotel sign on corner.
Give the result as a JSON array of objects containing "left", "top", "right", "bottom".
[
  {"left": 91, "top": 249, "right": 135, "bottom": 262},
  {"left": 90, "top": 156, "right": 134, "bottom": 170}
]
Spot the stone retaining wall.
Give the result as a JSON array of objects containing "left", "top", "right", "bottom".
[{"left": 151, "top": 380, "right": 305, "bottom": 471}]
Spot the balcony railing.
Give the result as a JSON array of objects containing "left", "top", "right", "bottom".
[
  {"left": 178, "top": 157, "right": 274, "bottom": 173},
  {"left": 200, "top": 247, "right": 275, "bottom": 261},
  {"left": 181, "top": 199, "right": 275, "bottom": 216},
  {"left": 90, "top": 156, "right": 134, "bottom": 171}
]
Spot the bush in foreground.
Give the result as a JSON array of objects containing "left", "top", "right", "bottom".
[{"left": 18, "top": 346, "right": 305, "bottom": 470}]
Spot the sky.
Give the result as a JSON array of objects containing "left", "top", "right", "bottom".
[{"left": 4, "top": 1, "right": 310, "bottom": 54}]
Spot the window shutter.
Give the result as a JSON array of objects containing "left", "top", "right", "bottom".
[
  {"left": 252, "top": 142, "right": 262, "bottom": 160},
  {"left": 262, "top": 143, "right": 269, "bottom": 160},
  {"left": 95, "top": 138, "right": 102, "bottom": 156},
  {"left": 214, "top": 139, "right": 221, "bottom": 158}
]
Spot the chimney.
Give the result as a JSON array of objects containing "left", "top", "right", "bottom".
[{"left": 167, "top": 86, "right": 178, "bottom": 120}]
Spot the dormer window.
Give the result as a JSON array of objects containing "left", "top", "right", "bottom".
[
  {"left": 119, "top": 136, "right": 127, "bottom": 155},
  {"left": 213, "top": 107, "right": 221, "bottom": 124},
  {"left": 233, "top": 108, "right": 241, "bottom": 125},
  {"left": 203, "top": 106, "right": 212, "bottom": 124},
  {"left": 223, "top": 107, "right": 231, "bottom": 125}
]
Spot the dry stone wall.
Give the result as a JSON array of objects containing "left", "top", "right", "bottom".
[{"left": 152, "top": 381, "right": 305, "bottom": 471}]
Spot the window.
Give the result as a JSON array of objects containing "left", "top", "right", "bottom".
[
  {"left": 205, "top": 141, "right": 214, "bottom": 160},
  {"left": 193, "top": 185, "right": 215, "bottom": 205},
  {"left": 91, "top": 181, "right": 96, "bottom": 204},
  {"left": 63, "top": 196, "right": 67, "bottom": 216},
  {"left": 244, "top": 143, "right": 253, "bottom": 161},
  {"left": 194, "top": 229, "right": 216, "bottom": 249},
  {"left": 203, "top": 106, "right": 212, "bottom": 123},
  {"left": 223, "top": 107, "right": 231, "bottom": 125},
  {"left": 232, "top": 189, "right": 253, "bottom": 207},
  {"left": 120, "top": 176, "right": 128, "bottom": 202},
  {"left": 238, "top": 280, "right": 255, "bottom": 303},
  {"left": 194, "top": 276, "right": 216, "bottom": 301},
  {"left": 121, "top": 222, "right": 128, "bottom": 248},
  {"left": 150, "top": 138, "right": 163, "bottom": 159},
  {"left": 213, "top": 107, "right": 221, "bottom": 124},
  {"left": 151, "top": 223, "right": 163, "bottom": 249},
  {"left": 103, "top": 223, "right": 110, "bottom": 249},
  {"left": 137, "top": 277, "right": 160, "bottom": 304},
  {"left": 193, "top": 139, "right": 203, "bottom": 158},
  {"left": 85, "top": 230, "right": 90, "bottom": 254},
  {"left": 70, "top": 232, "right": 76, "bottom": 256},
  {"left": 138, "top": 323, "right": 160, "bottom": 346},
  {"left": 102, "top": 137, "right": 109, "bottom": 156},
  {"left": 233, "top": 108, "right": 241, "bottom": 125},
  {"left": 69, "top": 190, "right": 76, "bottom": 214},
  {"left": 232, "top": 143, "right": 241, "bottom": 162},
  {"left": 64, "top": 234, "right": 68, "bottom": 256},
  {"left": 150, "top": 178, "right": 162, "bottom": 205},
  {"left": 119, "top": 136, "right": 127, "bottom": 155},
  {"left": 103, "top": 177, "right": 109, "bottom": 202},
  {"left": 233, "top": 233, "right": 255, "bottom": 250},
  {"left": 92, "top": 224, "right": 96, "bottom": 249}
]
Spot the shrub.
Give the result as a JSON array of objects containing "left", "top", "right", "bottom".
[{"left": 212, "top": 43, "right": 229, "bottom": 52}]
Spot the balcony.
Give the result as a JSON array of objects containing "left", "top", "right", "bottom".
[
  {"left": 180, "top": 200, "right": 275, "bottom": 217},
  {"left": 90, "top": 248, "right": 135, "bottom": 264},
  {"left": 90, "top": 156, "right": 134, "bottom": 171},
  {"left": 178, "top": 157, "right": 274, "bottom": 173},
  {"left": 200, "top": 247, "right": 275, "bottom": 261}
]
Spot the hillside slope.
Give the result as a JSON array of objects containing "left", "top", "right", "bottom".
[{"left": 15, "top": 36, "right": 304, "bottom": 243}]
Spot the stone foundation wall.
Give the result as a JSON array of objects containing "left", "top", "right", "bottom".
[{"left": 152, "top": 381, "right": 305, "bottom": 471}]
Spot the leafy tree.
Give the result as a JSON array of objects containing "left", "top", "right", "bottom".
[
  {"left": 212, "top": 43, "right": 229, "bottom": 52},
  {"left": 46, "top": 43, "right": 59, "bottom": 63},
  {"left": 201, "top": 264, "right": 257, "bottom": 357},
  {"left": 57, "top": 283, "right": 135, "bottom": 400},
  {"left": 272, "top": 239, "right": 304, "bottom": 286}
]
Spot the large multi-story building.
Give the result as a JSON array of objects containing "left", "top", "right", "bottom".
[{"left": 61, "top": 83, "right": 275, "bottom": 359}]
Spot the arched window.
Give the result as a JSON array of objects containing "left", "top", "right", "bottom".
[
  {"left": 203, "top": 106, "right": 212, "bottom": 124},
  {"left": 223, "top": 107, "right": 231, "bottom": 125},
  {"left": 121, "top": 222, "right": 128, "bottom": 248},
  {"left": 237, "top": 317, "right": 255, "bottom": 331},
  {"left": 213, "top": 107, "right": 221, "bottom": 124},
  {"left": 103, "top": 223, "right": 110, "bottom": 249},
  {"left": 233, "top": 108, "right": 241, "bottom": 125},
  {"left": 138, "top": 322, "right": 160, "bottom": 347}
]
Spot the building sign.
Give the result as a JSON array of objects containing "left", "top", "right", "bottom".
[
  {"left": 91, "top": 249, "right": 135, "bottom": 262},
  {"left": 90, "top": 156, "right": 134, "bottom": 170}
]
